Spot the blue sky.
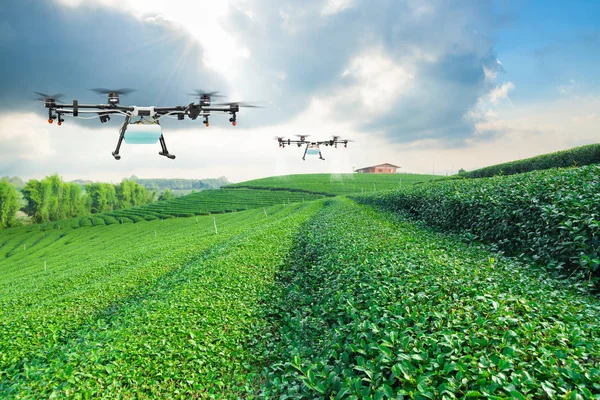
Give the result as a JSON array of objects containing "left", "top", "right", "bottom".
[{"left": 0, "top": 0, "right": 598, "bottom": 182}]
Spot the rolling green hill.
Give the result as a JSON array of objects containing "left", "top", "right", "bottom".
[{"left": 226, "top": 172, "right": 434, "bottom": 195}]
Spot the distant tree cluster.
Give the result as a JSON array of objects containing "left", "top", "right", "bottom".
[
  {"left": 131, "top": 176, "right": 230, "bottom": 191},
  {"left": 12, "top": 174, "right": 155, "bottom": 225},
  {"left": 0, "top": 179, "right": 20, "bottom": 229}
]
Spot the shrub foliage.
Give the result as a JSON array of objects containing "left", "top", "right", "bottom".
[
  {"left": 259, "top": 198, "right": 600, "bottom": 398},
  {"left": 354, "top": 165, "right": 600, "bottom": 282},
  {"left": 463, "top": 143, "right": 600, "bottom": 178}
]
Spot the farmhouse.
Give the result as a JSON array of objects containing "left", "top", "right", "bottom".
[{"left": 354, "top": 163, "right": 400, "bottom": 174}]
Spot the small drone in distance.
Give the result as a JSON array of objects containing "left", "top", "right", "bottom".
[
  {"left": 36, "top": 89, "right": 262, "bottom": 160},
  {"left": 275, "top": 135, "right": 353, "bottom": 160}
]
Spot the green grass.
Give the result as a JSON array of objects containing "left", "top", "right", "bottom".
[
  {"left": 0, "top": 202, "right": 322, "bottom": 398},
  {"left": 226, "top": 173, "right": 434, "bottom": 195},
  {"left": 259, "top": 198, "right": 600, "bottom": 398}
]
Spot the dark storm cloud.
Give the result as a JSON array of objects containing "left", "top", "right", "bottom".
[{"left": 0, "top": 0, "right": 224, "bottom": 127}]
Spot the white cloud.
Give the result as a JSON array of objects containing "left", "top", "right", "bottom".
[
  {"left": 321, "top": 0, "right": 353, "bottom": 16},
  {"left": 0, "top": 113, "right": 54, "bottom": 163},
  {"left": 489, "top": 81, "right": 515, "bottom": 103},
  {"left": 339, "top": 47, "right": 414, "bottom": 112},
  {"left": 54, "top": 0, "right": 250, "bottom": 77}
]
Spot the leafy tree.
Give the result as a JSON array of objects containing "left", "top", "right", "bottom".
[
  {"left": 0, "top": 179, "right": 19, "bottom": 229},
  {"left": 21, "top": 175, "right": 154, "bottom": 223},
  {"left": 158, "top": 189, "right": 175, "bottom": 201},
  {"left": 458, "top": 168, "right": 466, "bottom": 174}
]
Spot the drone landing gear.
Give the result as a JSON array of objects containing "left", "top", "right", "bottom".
[
  {"left": 112, "top": 115, "right": 131, "bottom": 160},
  {"left": 319, "top": 151, "right": 325, "bottom": 161},
  {"left": 158, "top": 134, "right": 176, "bottom": 160}
]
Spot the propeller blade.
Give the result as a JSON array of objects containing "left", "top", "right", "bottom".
[
  {"left": 34, "top": 92, "right": 65, "bottom": 101},
  {"left": 188, "top": 89, "right": 225, "bottom": 98},
  {"left": 89, "top": 88, "right": 136, "bottom": 95},
  {"left": 215, "top": 101, "right": 264, "bottom": 108}
]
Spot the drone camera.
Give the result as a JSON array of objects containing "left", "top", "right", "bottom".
[{"left": 99, "top": 114, "right": 111, "bottom": 123}]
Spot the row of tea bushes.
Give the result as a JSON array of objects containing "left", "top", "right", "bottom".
[
  {"left": 462, "top": 143, "right": 600, "bottom": 178},
  {"left": 259, "top": 198, "right": 600, "bottom": 398},
  {"left": 354, "top": 165, "right": 600, "bottom": 283}
]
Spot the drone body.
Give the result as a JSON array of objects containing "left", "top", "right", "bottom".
[
  {"left": 37, "top": 89, "right": 261, "bottom": 160},
  {"left": 275, "top": 135, "right": 353, "bottom": 160}
]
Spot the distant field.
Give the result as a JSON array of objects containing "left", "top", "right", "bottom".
[
  {"left": 28, "top": 188, "right": 324, "bottom": 230},
  {"left": 226, "top": 173, "right": 434, "bottom": 195}
]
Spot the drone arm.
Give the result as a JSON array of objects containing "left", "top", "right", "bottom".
[{"left": 52, "top": 103, "right": 134, "bottom": 111}]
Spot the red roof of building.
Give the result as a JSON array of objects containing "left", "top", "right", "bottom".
[{"left": 355, "top": 163, "right": 401, "bottom": 170}]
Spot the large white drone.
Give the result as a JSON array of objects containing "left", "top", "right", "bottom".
[{"left": 37, "top": 89, "right": 261, "bottom": 160}]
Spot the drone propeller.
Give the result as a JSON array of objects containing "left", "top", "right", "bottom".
[
  {"left": 34, "top": 92, "right": 65, "bottom": 101},
  {"left": 89, "top": 88, "right": 136, "bottom": 95},
  {"left": 188, "top": 89, "right": 224, "bottom": 99},
  {"left": 215, "top": 101, "right": 264, "bottom": 109},
  {"left": 89, "top": 88, "right": 136, "bottom": 105},
  {"left": 274, "top": 136, "right": 286, "bottom": 140}
]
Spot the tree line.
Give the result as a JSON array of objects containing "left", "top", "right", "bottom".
[{"left": 0, "top": 174, "right": 155, "bottom": 228}]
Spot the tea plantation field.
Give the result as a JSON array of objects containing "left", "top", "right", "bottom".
[
  {"left": 225, "top": 173, "right": 434, "bottom": 195},
  {"left": 25, "top": 188, "right": 325, "bottom": 230},
  {"left": 0, "top": 203, "right": 322, "bottom": 397},
  {"left": 260, "top": 198, "right": 600, "bottom": 398},
  {"left": 1, "top": 173, "right": 599, "bottom": 397}
]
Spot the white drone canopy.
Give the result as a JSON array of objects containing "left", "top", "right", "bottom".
[{"left": 124, "top": 123, "right": 162, "bottom": 144}]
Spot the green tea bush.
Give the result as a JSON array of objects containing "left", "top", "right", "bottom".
[
  {"left": 354, "top": 165, "right": 600, "bottom": 282},
  {"left": 78, "top": 217, "right": 93, "bottom": 227},
  {"left": 101, "top": 215, "right": 119, "bottom": 225},
  {"left": 260, "top": 198, "right": 600, "bottom": 398},
  {"left": 464, "top": 143, "right": 600, "bottom": 178},
  {"left": 92, "top": 217, "right": 105, "bottom": 226}
]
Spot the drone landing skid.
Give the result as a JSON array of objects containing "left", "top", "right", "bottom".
[
  {"left": 302, "top": 144, "right": 325, "bottom": 161},
  {"left": 158, "top": 134, "right": 176, "bottom": 160},
  {"left": 111, "top": 117, "right": 175, "bottom": 160}
]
